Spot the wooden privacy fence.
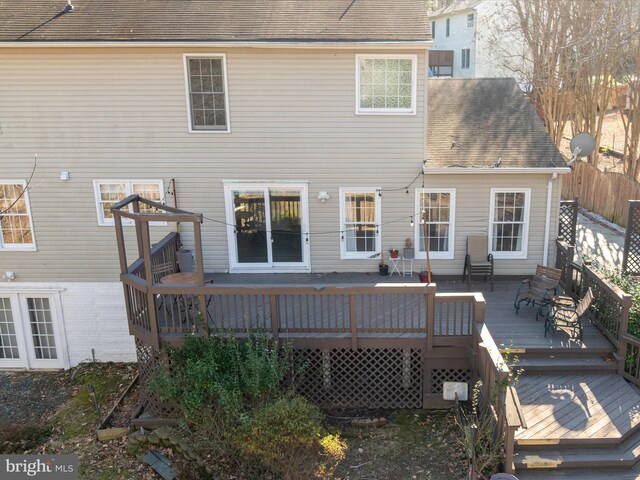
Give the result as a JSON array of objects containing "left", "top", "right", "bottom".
[{"left": 562, "top": 161, "right": 640, "bottom": 227}]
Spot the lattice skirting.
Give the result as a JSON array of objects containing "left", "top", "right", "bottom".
[
  {"left": 135, "top": 339, "right": 181, "bottom": 418},
  {"left": 292, "top": 348, "right": 424, "bottom": 408},
  {"left": 135, "top": 342, "right": 473, "bottom": 413}
]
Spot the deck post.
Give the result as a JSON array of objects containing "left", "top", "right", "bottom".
[
  {"left": 426, "top": 284, "right": 436, "bottom": 351},
  {"left": 504, "top": 425, "right": 517, "bottom": 474},
  {"left": 131, "top": 199, "right": 145, "bottom": 261},
  {"left": 349, "top": 294, "right": 358, "bottom": 350},
  {"left": 270, "top": 294, "right": 280, "bottom": 341},
  {"left": 140, "top": 221, "right": 160, "bottom": 349},
  {"left": 618, "top": 294, "right": 633, "bottom": 375}
]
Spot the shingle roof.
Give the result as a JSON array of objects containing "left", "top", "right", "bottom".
[
  {"left": 428, "top": 0, "right": 482, "bottom": 18},
  {"left": 426, "top": 78, "right": 566, "bottom": 169},
  {"left": 0, "top": 0, "right": 431, "bottom": 43}
]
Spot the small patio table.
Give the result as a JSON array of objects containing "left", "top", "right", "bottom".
[{"left": 160, "top": 272, "right": 215, "bottom": 321}]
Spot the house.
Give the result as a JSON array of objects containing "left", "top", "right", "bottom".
[
  {"left": 428, "top": 0, "right": 528, "bottom": 82},
  {"left": 0, "top": 0, "right": 568, "bottom": 370}
]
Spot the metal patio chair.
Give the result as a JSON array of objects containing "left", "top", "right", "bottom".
[
  {"left": 544, "top": 287, "right": 594, "bottom": 341},
  {"left": 463, "top": 236, "right": 494, "bottom": 291},
  {"left": 514, "top": 265, "right": 563, "bottom": 319}
]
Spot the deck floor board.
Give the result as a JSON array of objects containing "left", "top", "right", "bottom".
[
  {"left": 181, "top": 275, "right": 614, "bottom": 351},
  {"left": 515, "top": 373, "right": 640, "bottom": 442}
]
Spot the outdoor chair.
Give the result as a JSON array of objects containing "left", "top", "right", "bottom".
[
  {"left": 463, "top": 236, "right": 494, "bottom": 291},
  {"left": 514, "top": 265, "right": 563, "bottom": 319},
  {"left": 544, "top": 287, "right": 594, "bottom": 341}
]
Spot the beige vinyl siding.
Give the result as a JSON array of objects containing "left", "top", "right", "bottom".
[
  {"left": 422, "top": 174, "right": 562, "bottom": 275},
  {"left": 0, "top": 47, "right": 426, "bottom": 281}
]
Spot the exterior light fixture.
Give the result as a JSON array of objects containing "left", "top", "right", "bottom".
[{"left": 317, "top": 191, "right": 330, "bottom": 202}]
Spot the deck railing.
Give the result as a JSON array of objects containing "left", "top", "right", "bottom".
[
  {"left": 114, "top": 207, "right": 524, "bottom": 471},
  {"left": 473, "top": 321, "right": 526, "bottom": 475},
  {"left": 556, "top": 241, "right": 635, "bottom": 380}
]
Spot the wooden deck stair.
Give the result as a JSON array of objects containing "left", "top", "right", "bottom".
[{"left": 512, "top": 370, "right": 640, "bottom": 476}]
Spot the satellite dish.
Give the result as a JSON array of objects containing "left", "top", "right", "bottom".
[{"left": 567, "top": 133, "right": 596, "bottom": 168}]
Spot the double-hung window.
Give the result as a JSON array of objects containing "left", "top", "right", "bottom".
[
  {"left": 340, "top": 188, "right": 381, "bottom": 259},
  {"left": 356, "top": 55, "right": 417, "bottom": 115},
  {"left": 184, "top": 54, "right": 230, "bottom": 133},
  {"left": 415, "top": 189, "right": 455, "bottom": 259},
  {"left": 467, "top": 13, "right": 475, "bottom": 28},
  {"left": 489, "top": 188, "right": 530, "bottom": 259},
  {"left": 93, "top": 180, "right": 165, "bottom": 226},
  {"left": 0, "top": 182, "right": 35, "bottom": 250},
  {"left": 431, "top": 21, "right": 436, "bottom": 38},
  {"left": 446, "top": 18, "right": 450, "bottom": 36},
  {"left": 461, "top": 49, "right": 471, "bottom": 69}
]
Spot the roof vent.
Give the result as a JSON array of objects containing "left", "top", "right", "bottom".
[{"left": 66, "top": 0, "right": 74, "bottom": 12}]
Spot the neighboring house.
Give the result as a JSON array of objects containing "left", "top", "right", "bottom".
[
  {"left": 0, "top": 0, "right": 567, "bottom": 369},
  {"left": 428, "top": 0, "right": 527, "bottom": 82}
]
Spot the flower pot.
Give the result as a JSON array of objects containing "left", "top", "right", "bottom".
[
  {"left": 379, "top": 264, "right": 389, "bottom": 276},
  {"left": 403, "top": 247, "right": 415, "bottom": 260},
  {"left": 390, "top": 250, "right": 399, "bottom": 259},
  {"left": 418, "top": 271, "right": 430, "bottom": 283}
]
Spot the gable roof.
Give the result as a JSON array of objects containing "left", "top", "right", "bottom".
[
  {"left": 0, "top": 0, "right": 430, "bottom": 43},
  {"left": 426, "top": 78, "right": 566, "bottom": 170},
  {"left": 428, "top": 0, "right": 482, "bottom": 19}
]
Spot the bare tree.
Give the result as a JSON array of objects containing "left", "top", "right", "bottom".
[{"left": 616, "top": 0, "right": 640, "bottom": 179}]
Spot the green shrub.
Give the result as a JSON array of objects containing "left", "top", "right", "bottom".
[
  {"left": 151, "top": 332, "right": 342, "bottom": 479},
  {"left": 603, "top": 269, "right": 640, "bottom": 337},
  {"left": 152, "top": 332, "right": 289, "bottom": 417}
]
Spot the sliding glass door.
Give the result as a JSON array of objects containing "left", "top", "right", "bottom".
[{"left": 226, "top": 184, "right": 309, "bottom": 271}]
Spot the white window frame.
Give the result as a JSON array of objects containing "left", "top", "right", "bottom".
[
  {"left": 0, "top": 180, "right": 36, "bottom": 251},
  {"left": 489, "top": 188, "right": 531, "bottom": 259},
  {"left": 414, "top": 189, "right": 455, "bottom": 260},
  {"left": 93, "top": 179, "right": 166, "bottom": 227},
  {"left": 467, "top": 13, "right": 475, "bottom": 28},
  {"left": 355, "top": 54, "right": 418, "bottom": 115},
  {"left": 182, "top": 53, "right": 231, "bottom": 134},
  {"left": 223, "top": 181, "right": 311, "bottom": 273},
  {"left": 339, "top": 187, "right": 382, "bottom": 260}
]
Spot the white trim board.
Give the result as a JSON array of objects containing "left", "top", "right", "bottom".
[
  {"left": 339, "top": 187, "right": 382, "bottom": 260},
  {"left": 223, "top": 182, "right": 311, "bottom": 273},
  {"left": 0, "top": 180, "right": 37, "bottom": 252},
  {"left": 182, "top": 53, "right": 231, "bottom": 134},
  {"left": 355, "top": 54, "right": 418, "bottom": 115}
]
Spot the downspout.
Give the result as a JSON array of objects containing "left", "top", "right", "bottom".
[{"left": 542, "top": 173, "right": 557, "bottom": 266}]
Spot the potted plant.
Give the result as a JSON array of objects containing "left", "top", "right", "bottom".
[
  {"left": 378, "top": 251, "right": 389, "bottom": 276},
  {"left": 389, "top": 248, "right": 399, "bottom": 259},
  {"left": 403, "top": 238, "right": 414, "bottom": 260}
]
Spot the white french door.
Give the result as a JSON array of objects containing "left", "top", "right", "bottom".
[
  {"left": 225, "top": 183, "right": 310, "bottom": 272},
  {"left": 0, "top": 293, "right": 66, "bottom": 369}
]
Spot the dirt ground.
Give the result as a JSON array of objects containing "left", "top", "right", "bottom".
[
  {"left": 0, "top": 363, "right": 156, "bottom": 480},
  {"left": 330, "top": 410, "right": 467, "bottom": 480},
  {"left": 0, "top": 365, "right": 468, "bottom": 479}
]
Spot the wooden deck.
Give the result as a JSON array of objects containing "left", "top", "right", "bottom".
[
  {"left": 199, "top": 273, "right": 613, "bottom": 351},
  {"left": 515, "top": 373, "right": 640, "bottom": 443}
]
